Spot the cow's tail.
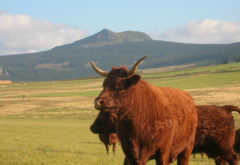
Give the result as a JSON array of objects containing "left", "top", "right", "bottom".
[{"left": 222, "top": 105, "right": 240, "bottom": 113}]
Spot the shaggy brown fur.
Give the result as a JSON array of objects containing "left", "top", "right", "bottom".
[
  {"left": 90, "top": 105, "right": 240, "bottom": 165},
  {"left": 98, "top": 133, "right": 118, "bottom": 154},
  {"left": 193, "top": 105, "right": 239, "bottom": 165},
  {"left": 92, "top": 67, "right": 198, "bottom": 165}
]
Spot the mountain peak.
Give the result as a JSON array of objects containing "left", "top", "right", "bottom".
[
  {"left": 69, "top": 29, "right": 152, "bottom": 48},
  {"left": 98, "top": 28, "right": 114, "bottom": 34}
]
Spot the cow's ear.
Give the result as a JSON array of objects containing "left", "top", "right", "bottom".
[{"left": 125, "top": 75, "right": 141, "bottom": 88}]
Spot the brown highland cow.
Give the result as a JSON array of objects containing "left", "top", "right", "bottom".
[{"left": 90, "top": 56, "right": 198, "bottom": 165}]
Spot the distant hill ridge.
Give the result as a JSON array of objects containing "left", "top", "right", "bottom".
[
  {"left": 0, "top": 29, "right": 240, "bottom": 81},
  {"left": 55, "top": 29, "right": 152, "bottom": 49}
]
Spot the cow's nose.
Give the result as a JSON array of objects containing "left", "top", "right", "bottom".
[
  {"left": 94, "top": 98, "right": 104, "bottom": 110},
  {"left": 90, "top": 125, "right": 96, "bottom": 133}
]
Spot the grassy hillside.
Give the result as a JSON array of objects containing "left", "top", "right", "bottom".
[
  {"left": 0, "top": 29, "right": 240, "bottom": 81},
  {"left": 0, "top": 63, "right": 240, "bottom": 165}
]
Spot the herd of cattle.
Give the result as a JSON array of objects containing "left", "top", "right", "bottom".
[{"left": 89, "top": 56, "right": 240, "bottom": 165}]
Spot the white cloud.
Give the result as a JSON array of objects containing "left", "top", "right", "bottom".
[
  {"left": 153, "top": 19, "right": 240, "bottom": 44},
  {"left": 0, "top": 12, "right": 87, "bottom": 55}
]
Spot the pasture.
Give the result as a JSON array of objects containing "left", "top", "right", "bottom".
[{"left": 0, "top": 62, "right": 240, "bottom": 165}]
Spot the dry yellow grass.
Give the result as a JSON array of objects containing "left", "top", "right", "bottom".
[
  {"left": 0, "top": 96, "right": 94, "bottom": 115},
  {"left": 188, "top": 84, "right": 240, "bottom": 106},
  {"left": 1, "top": 83, "right": 239, "bottom": 117},
  {"left": 0, "top": 79, "right": 102, "bottom": 116}
]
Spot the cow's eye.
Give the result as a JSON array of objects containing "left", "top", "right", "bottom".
[
  {"left": 115, "top": 85, "right": 121, "bottom": 90},
  {"left": 115, "top": 84, "right": 125, "bottom": 91},
  {"left": 108, "top": 84, "right": 121, "bottom": 91}
]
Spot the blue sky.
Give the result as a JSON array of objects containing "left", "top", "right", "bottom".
[
  {"left": 2, "top": 0, "right": 240, "bottom": 32},
  {"left": 1, "top": 0, "right": 240, "bottom": 55}
]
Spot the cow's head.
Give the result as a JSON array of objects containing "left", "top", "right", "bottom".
[
  {"left": 90, "top": 110, "right": 117, "bottom": 134},
  {"left": 90, "top": 56, "right": 147, "bottom": 111}
]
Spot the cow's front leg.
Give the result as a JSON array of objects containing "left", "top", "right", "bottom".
[{"left": 120, "top": 139, "right": 142, "bottom": 165}]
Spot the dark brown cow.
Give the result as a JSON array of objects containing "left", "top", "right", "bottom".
[
  {"left": 98, "top": 133, "right": 118, "bottom": 154},
  {"left": 90, "top": 105, "right": 240, "bottom": 165},
  {"left": 193, "top": 105, "right": 239, "bottom": 165},
  {"left": 91, "top": 110, "right": 117, "bottom": 134},
  {"left": 90, "top": 56, "right": 198, "bottom": 165}
]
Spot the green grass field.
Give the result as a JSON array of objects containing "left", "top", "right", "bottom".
[{"left": 0, "top": 62, "right": 240, "bottom": 165}]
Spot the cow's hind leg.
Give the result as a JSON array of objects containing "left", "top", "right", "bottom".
[
  {"left": 155, "top": 156, "right": 170, "bottom": 165},
  {"left": 123, "top": 157, "right": 130, "bottom": 165},
  {"left": 215, "top": 157, "right": 228, "bottom": 165},
  {"left": 155, "top": 150, "right": 170, "bottom": 165},
  {"left": 177, "top": 146, "right": 193, "bottom": 165},
  {"left": 221, "top": 149, "right": 239, "bottom": 165}
]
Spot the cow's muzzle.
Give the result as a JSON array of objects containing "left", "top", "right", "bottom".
[{"left": 90, "top": 125, "right": 98, "bottom": 134}]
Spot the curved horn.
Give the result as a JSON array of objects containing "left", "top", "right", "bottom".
[
  {"left": 89, "top": 61, "right": 109, "bottom": 77},
  {"left": 128, "top": 56, "right": 148, "bottom": 76}
]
